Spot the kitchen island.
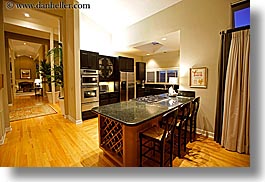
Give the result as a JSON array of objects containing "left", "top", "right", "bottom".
[{"left": 92, "top": 94, "right": 194, "bottom": 166}]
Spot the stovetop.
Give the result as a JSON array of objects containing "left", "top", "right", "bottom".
[{"left": 136, "top": 94, "right": 169, "bottom": 103}]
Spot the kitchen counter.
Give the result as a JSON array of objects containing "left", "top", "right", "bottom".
[{"left": 92, "top": 93, "right": 194, "bottom": 126}]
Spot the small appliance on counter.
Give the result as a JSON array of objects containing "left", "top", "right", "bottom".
[{"left": 168, "top": 86, "right": 177, "bottom": 97}]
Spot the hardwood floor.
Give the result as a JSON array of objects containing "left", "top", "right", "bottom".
[{"left": 0, "top": 96, "right": 250, "bottom": 167}]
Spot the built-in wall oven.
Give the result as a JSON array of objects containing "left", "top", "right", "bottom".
[
  {"left": 80, "top": 69, "right": 99, "bottom": 113},
  {"left": 81, "top": 87, "right": 99, "bottom": 104},
  {"left": 81, "top": 69, "right": 99, "bottom": 87}
]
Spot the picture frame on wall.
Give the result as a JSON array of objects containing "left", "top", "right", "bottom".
[
  {"left": 20, "top": 69, "right": 31, "bottom": 79},
  {"left": 190, "top": 67, "right": 208, "bottom": 88}
]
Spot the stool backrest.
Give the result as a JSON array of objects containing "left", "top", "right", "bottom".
[
  {"left": 161, "top": 108, "right": 178, "bottom": 141},
  {"left": 191, "top": 97, "right": 200, "bottom": 123},
  {"left": 179, "top": 102, "right": 191, "bottom": 128}
]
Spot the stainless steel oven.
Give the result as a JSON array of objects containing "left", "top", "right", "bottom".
[
  {"left": 81, "top": 86, "right": 99, "bottom": 104},
  {"left": 81, "top": 69, "right": 99, "bottom": 87}
]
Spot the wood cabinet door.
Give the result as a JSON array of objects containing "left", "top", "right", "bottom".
[
  {"left": 136, "top": 62, "right": 146, "bottom": 81},
  {"left": 88, "top": 51, "right": 99, "bottom": 70},
  {"left": 80, "top": 50, "right": 89, "bottom": 69}
]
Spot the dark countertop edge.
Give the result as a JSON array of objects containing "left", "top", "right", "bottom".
[{"left": 92, "top": 107, "right": 177, "bottom": 127}]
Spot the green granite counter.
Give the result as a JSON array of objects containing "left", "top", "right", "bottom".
[{"left": 92, "top": 94, "right": 194, "bottom": 126}]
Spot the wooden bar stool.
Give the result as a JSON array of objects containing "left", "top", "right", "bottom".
[
  {"left": 189, "top": 97, "right": 200, "bottom": 142},
  {"left": 139, "top": 108, "right": 178, "bottom": 167},
  {"left": 173, "top": 102, "right": 190, "bottom": 158}
]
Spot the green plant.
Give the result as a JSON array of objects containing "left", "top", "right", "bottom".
[
  {"left": 39, "top": 59, "right": 52, "bottom": 91},
  {"left": 47, "top": 45, "right": 63, "bottom": 89},
  {"left": 39, "top": 43, "right": 63, "bottom": 92}
]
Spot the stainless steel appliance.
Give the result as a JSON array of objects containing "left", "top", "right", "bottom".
[
  {"left": 81, "top": 86, "right": 99, "bottom": 104},
  {"left": 80, "top": 69, "right": 99, "bottom": 87},
  {"left": 80, "top": 69, "right": 99, "bottom": 113},
  {"left": 120, "top": 72, "right": 134, "bottom": 101}
]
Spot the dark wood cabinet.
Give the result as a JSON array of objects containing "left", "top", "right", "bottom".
[
  {"left": 136, "top": 86, "right": 145, "bottom": 98},
  {"left": 98, "top": 55, "right": 115, "bottom": 82},
  {"left": 99, "top": 91, "right": 120, "bottom": 106},
  {"left": 80, "top": 50, "right": 99, "bottom": 70},
  {"left": 117, "top": 56, "right": 134, "bottom": 72},
  {"left": 136, "top": 62, "right": 146, "bottom": 81}
]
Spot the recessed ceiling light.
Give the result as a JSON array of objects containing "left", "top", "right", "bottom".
[
  {"left": 24, "top": 42, "right": 26, "bottom": 45},
  {"left": 161, "top": 37, "right": 167, "bottom": 41},
  {"left": 30, "top": 56, "right": 32, "bottom": 58},
  {"left": 146, "top": 54, "right": 150, "bottom": 56},
  {"left": 24, "top": 13, "right": 30, "bottom": 17}
]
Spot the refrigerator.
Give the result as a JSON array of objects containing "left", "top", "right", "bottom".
[{"left": 120, "top": 72, "right": 134, "bottom": 101}]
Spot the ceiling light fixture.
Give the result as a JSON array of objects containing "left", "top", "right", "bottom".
[
  {"left": 146, "top": 54, "right": 150, "bottom": 56},
  {"left": 24, "top": 42, "right": 26, "bottom": 45},
  {"left": 24, "top": 13, "right": 30, "bottom": 18},
  {"left": 161, "top": 38, "right": 167, "bottom": 41}
]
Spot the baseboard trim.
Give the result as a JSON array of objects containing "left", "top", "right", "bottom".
[
  {"left": 66, "top": 115, "right": 83, "bottom": 125},
  {"left": 5, "top": 126, "right": 12, "bottom": 132},
  {"left": 0, "top": 132, "right": 6, "bottom": 145},
  {"left": 196, "top": 128, "right": 214, "bottom": 138}
]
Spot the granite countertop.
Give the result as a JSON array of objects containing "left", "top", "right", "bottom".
[{"left": 92, "top": 94, "right": 194, "bottom": 126}]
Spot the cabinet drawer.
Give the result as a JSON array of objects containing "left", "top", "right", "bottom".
[
  {"left": 99, "top": 93, "right": 109, "bottom": 100},
  {"left": 99, "top": 99, "right": 109, "bottom": 106},
  {"left": 109, "top": 92, "right": 119, "bottom": 98},
  {"left": 109, "top": 98, "right": 119, "bottom": 104}
]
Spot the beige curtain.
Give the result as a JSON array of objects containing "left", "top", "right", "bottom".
[{"left": 221, "top": 29, "right": 250, "bottom": 154}]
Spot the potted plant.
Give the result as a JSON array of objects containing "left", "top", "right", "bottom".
[
  {"left": 39, "top": 43, "right": 63, "bottom": 104},
  {"left": 46, "top": 43, "right": 65, "bottom": 115}
]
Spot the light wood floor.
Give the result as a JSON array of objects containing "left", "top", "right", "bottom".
[{"left": 0, "top": 96, "right": 250, "bottom": 167}]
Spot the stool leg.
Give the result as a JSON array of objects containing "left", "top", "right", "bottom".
[
  {"left": 139, "top": 135, "right": 142, "bottom": 167},
  {"left": 183, "top": 123, "right": 186, "bottom": 153},
  {"left": 190, "top": 119, "right": 193, "bottom": 142},
  {"left": 160, "top": 144, "right": 164, "bottom": 167},
  {"left": 178, "top": 128, "right": 181, "bottom": 158}
]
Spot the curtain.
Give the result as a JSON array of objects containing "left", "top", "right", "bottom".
[
  {"left": 214, "top": 32, "right": 232, "bottom": 144},
  {"left": 221, "top": 29, "right": 250, "bottom": 154}
]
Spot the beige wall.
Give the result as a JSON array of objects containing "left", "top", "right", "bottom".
[
  {"left": 0, "top": 1, "right": 11, "bottom": 144},
  {"left": 143, "top": 51, "right": 180, "bottom": 69},
  {"left": 3, "top": 0, "right": 82, "bottom": 123},
  {"left": 14, "top": 56, "right": 36, "bottom": 80},
  {"left": 123, "top": 0, "right": 235, "bottom": 133}
]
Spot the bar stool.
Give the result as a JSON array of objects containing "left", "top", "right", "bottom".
[
  {"left": 139, "top": 108, "right": 178, "bottom": 167},
  {"left": 189, "top": 97, "right": 200, "bottom": 142},
  {"left": 174, "top": 102, "right": 190, "bottom": 158}
]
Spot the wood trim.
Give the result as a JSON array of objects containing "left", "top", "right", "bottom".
[{"left": 0, "top": 74, "right": 3, "bottom": 89}]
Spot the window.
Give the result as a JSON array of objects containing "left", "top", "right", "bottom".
[
  {"left": 232, "top": 0, "right": 250, "bottom": 28},
  {"left": 146, "top": 67, "right": 179, "bottom": 84},
  {"left": 156, "top": 71, "right": 166, "bottom": 83},
  {"left": 147, "top": 71, "right": 155, "bottom": 82}
]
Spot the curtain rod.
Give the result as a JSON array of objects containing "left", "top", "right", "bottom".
[{"left": 220, "top": 25, "right": 250, "bottom": 35}]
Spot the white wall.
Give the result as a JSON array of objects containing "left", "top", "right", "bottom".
[
  {"left": 120, "top": 0, "right": 235, "bottom": 133},
  {"left": 143, "top": 51, "right": 180, "bottom": 69},
  {"left": 79, "top": 12, "right": 114, "bottom": 56}
]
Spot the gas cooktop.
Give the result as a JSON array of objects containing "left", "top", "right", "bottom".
[{"left": 136, "top": 95, "right": 169, "bottom": 103}]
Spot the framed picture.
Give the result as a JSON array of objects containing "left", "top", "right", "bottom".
[
  {"left": 190, "top": 67, "right": 208, "bottom": 88},
  {"left": 20, "top": 69, "right": 31, "bottom": 79}
]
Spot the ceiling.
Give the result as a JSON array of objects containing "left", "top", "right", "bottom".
[
  {"left": 79, "top": 0, "right": 182, "bottom": 56},
  {"left": 3, "top": 0, "right": 59, "bottom": 59},
  {"left": 4, "top": 0, "right": 181, "bottom": 58},
  {"left": 79, "top": 0, "right": 182, "bottom": 33},
  {"left": 9, "top": 39, "right": 42, "bottom": 59}
]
